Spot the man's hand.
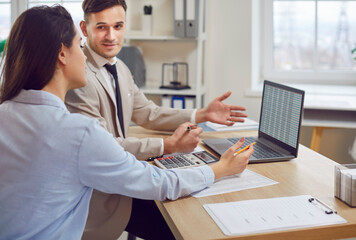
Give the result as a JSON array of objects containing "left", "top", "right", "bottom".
[
  {"left": 210, "top": 138, "right": 254, "bottom": 180},
  {"left": 163, "top": 122, "right": 202, "bottom": 154},
  {"left": 195, "top": 91, "right": 247, "bottom": 126}
]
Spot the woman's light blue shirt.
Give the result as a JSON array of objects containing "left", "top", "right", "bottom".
[{"left": 0, "top": 90, "right": 214, "bottom": 239}]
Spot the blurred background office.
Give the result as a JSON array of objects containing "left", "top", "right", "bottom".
[{"left": 1, "top": 0, "right": 355, "bottom": 164}]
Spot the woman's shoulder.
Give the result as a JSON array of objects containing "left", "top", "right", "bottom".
[{"left": 64, "top": 111, "right": 99, "bottom": 128}]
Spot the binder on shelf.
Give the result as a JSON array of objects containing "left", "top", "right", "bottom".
[
  {"left": 172, "top": 96, "right": 185, "bottom": 109},
  {"left": 174, "top": 0, "right": 185, "bottom": 37},
  {"left": 185, "top": 0, "right": 199, "bottom": 38},
  {"left": 160, "top": 95, "right": 195, "bottom": 109}
]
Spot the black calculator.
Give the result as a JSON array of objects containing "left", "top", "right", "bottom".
[{"left": 154, "top": 151, "right": 218, "bottom": 169}]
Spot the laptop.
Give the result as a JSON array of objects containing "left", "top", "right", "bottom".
[{"left": 203, "top": 80, "right": 305, "bottom": 163}]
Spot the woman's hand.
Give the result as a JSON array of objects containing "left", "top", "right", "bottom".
[{"left": 210, "top": 137, "right": 254, "bottom": 180}]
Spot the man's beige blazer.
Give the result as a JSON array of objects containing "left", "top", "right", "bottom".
[{"left": 65, "top": 46, "right": 193, "bottom": 239}]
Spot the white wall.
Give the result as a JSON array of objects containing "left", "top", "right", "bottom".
[
  {"left": 204, "top": 0, "right": 356, "bottom": 164},
  {"left": 205, "top": 0, "right": 261, "bottom": 121}
]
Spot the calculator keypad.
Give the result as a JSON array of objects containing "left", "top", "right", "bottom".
[{"left": 154, "top": 151, "right": 217, "bottom": 169}]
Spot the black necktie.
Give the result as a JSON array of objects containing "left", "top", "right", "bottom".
[{"left": 104, "top": 64, "right": 125, "bottom": 137}]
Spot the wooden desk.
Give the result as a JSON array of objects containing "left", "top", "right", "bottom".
[
  {"left": 303, "top": 108, "right": 356, "bottom": 152},
  {"left": 128, "top": 127, "right": 356, "bottom": 240},
  {"left": 303, "top": 94, "right": 356, "bottom": 152}
]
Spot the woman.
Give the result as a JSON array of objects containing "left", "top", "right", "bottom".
[{"left": 0, "top": 5, "right": 253, "bottom": 239}]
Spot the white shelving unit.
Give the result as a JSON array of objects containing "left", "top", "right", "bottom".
[{"left": 124, "top": 0, "right": 206, "bottom": 108}]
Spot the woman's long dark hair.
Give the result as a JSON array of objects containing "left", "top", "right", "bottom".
[{"left": 0, "top": 5, "right": 76, "bottom": 103}]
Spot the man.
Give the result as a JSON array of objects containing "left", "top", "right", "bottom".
[
  {"left": 0, "top": 6, "right": 255, "bottom": 239},
  {"left": 65, "top": 0, "right": 248, "bottom": 239}
]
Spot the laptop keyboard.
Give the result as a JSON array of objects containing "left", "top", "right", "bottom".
[{"left": 228, "top": 137, "right": 283, "bottom": 158}]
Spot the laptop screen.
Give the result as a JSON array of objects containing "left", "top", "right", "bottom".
[{"left": 259, "top": 81, "right": 305, "bottom": 156}]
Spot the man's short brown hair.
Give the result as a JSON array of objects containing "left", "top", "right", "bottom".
[{"left": 82, "top": 0, "right": 127, "bottom": 22}]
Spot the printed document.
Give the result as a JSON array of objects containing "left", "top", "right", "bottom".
[
  {"left": 206, "top": 118, "right": 259, "bottom": 132},
  {"left": 192, "top": 169, "right": 278, "bottom": 198},
  {"left": 204, "top": 195, "right": 347, "bottom": 236}
]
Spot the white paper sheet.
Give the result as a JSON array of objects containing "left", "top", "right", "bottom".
[
  {"left": 192, "top": 169, "right": 278, "bottom": 198},
  {"left": 163, "top": 146, "right": 205, "bottom": 157},
  {"left": 204, "top": 195, "right": 347, "bottom": 236},
  {"left": 206, "top": 118, "right": 259, "bottom": 132}
]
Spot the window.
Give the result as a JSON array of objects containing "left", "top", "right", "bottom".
[
  {"left": 28, "top": 1, "right": 83, "bottom": 33},
  {"left": 262, "top": 0, "right": 356, "bottom": 85},
  {"left": 0, "top": 1, "right": 83, "bottom": 40},
  {"left": 0, "top": 0, "right": 11, "bottom": 40}
]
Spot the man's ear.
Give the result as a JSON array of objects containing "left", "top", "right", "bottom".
[
  {"left": 58, "top": 43, "right": 68, "bottom": 65},
  {"left": 80, "top": 21, "right": 88, "bottom": 37}
]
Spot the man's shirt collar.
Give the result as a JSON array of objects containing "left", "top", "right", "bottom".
[{"left": 86, "top": 43, "right": 118, "bottom": 68}]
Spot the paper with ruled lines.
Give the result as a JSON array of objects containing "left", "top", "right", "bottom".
[
  {"left": 204, "top": 195, "right": 347, "bottom": 236},
  {"left": 192, "top": 169, "right": 278, "bottom": 198}
]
